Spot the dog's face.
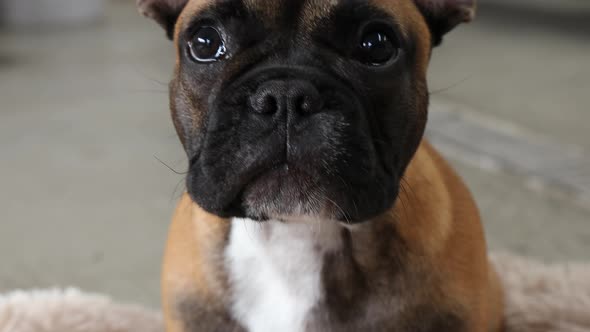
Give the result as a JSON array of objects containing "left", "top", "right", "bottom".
[{"left": 139, "top": 0, "right": 475, "bottom": 222}]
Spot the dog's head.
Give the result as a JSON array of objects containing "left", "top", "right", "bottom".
[{"left": 139, "top": 0, "right": 475, "bottom": 222}]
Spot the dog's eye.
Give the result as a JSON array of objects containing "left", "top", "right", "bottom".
[
  {"left": 356, "top": 29, "right": 399, "bottom": 66},
  {"left": 188, "top": 26, "right": 227, "bottom": 63}
]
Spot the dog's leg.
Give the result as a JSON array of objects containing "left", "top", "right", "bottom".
[
  {"left": 163, "top": 299, "right": 244, "bottom": 332},
  {"left": 162, "top": 195, "right": 245, "bottom": 332}
]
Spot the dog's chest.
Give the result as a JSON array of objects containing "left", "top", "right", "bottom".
[{"left": 225, "top": 218, "right": 342, "bottom": 332}]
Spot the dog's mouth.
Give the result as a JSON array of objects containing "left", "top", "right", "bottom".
[
  {"left": 184, "top": 66, "right": 402, "bottom": 223},
  {"left": 238, "top": 162, "right": 328, "bottom": 220},
  {"left": 186, "top": 131, "right": 399, "bottom": 223}
]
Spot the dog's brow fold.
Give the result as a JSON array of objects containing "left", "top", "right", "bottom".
[{"left": 180, "top": 0, "right": 400, "bottom": 30}]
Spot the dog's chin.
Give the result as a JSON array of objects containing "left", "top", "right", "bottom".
[
  {"left": 187, "top": 159, "right": 401, "bottom": 223},
  {"left": 238, "top": 166, "right": 400, "bottom": 223},
  {"left": 240, "top": 164, "right": 333, "bottom": 221}
]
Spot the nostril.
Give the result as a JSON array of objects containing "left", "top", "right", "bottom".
[
  {"left": 296, "top": 96, "right": 323, "bottom": 114},
  {"left": 250, "top": 91, "right": 277, "bottom": 114},
  {"left": 295, "top": 96, "right": 309, "bottom": 113},
  {"left": 289, "top": 83, "right": 322, "bottom": 115},
  {"left": 249, "top": 80, "right": 322, "bottom": 116}
]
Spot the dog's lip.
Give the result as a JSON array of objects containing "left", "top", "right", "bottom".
[
  {"left": 240, "top": 161, "right": 325, "bottom": 203},
  {"left": 245, "top": 162, "right": 314, "bottom": 187}
]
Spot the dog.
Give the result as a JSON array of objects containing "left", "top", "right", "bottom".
[{"left": 138, "top": 0, "right": 504, "bottom": 331}]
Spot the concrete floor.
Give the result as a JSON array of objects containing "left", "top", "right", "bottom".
[
  {"left": 0, "top": 1, "right": 588, "bottom": 308},
  {"left": 429, "top": 1, "right": 590, "bottom": 150}
]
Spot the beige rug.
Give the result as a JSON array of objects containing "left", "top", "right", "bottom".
[
  {"left": 1, "top": 253, "right": 589, "bottom": 332},
  {"left": 491, "top": 253, "right": 590, "bottom": 332},
  {"left": 0, "top": 289, "right": 162, "bottom": 332}
]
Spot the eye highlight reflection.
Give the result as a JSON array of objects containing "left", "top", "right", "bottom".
[{"left": 187, "top": 26, "right": 227, "bottom": 63}]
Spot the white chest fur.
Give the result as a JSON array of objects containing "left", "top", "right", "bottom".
[{"left": 225, "top": 218, "right": 343, "bottom": 332}]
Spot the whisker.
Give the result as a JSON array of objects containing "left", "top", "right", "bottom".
[
  {"left": 308, "top": 190, "right": 324, "bottom": 235},
  {"left": 131, "top": 66, "right": 170, "bottom": 87},
  {"left": 400, "top": 178, "right": 418, "bottom": 202},
  {"left": 171, "top": 177, "right": 186, "bottom": 202},
  {"left": 324, "top": 195, "right": 350, "bottom": 224},
  {"left": 154, "top": 155, "right": 188, "bottom": 175},
  {"left": 397, "top": 178, "right": 417, "bottom": 222},
  {"left": 123, "top": 88, "right": 169, "bottom": 94},
  {"left": 429, "top": 75, "right": 473, "bottom": 95}
]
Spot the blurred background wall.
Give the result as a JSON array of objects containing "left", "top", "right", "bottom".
[
  {"left": 0, "top": 0, "right": 106, "bottom": 26},
  {"left": 0, "top": 0, "right": 588, "bottom": 308}
]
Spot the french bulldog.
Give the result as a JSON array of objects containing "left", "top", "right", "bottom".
[{"left": 138, "top": 0, "right": 504, "bottom": 331}]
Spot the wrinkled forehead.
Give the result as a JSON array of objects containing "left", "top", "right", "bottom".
[{"left": 175, "top": 0, "right": 428, "bottom": 41}]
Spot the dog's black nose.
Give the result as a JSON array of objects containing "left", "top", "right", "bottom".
[{"left": 250, "top": 80, "right": 322, "bottom": 115}]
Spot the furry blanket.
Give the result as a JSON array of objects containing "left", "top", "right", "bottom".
[
  {"left": 1, "top": 254, "right": 589, "bottom": 332},
  {"left": 491, "top": 253, "right": 590, "bottom": 332},
  {"left": 0, "top": 289, "right": 162, "bottom": 332}
]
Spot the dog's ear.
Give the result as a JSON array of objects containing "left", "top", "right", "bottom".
[
  {"left": 414, "top": 0, "right": 476, "bottom": 46},
  {"left": 137, "top": 0, "right": 189, "bottom": 39}
]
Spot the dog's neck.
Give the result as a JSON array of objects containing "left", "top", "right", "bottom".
[
  {"left": 219, "top": 144, "right": 461, "bottom": 332},
  {"left": 225, "top": 217, "right": 344, "bottom": 332}
]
